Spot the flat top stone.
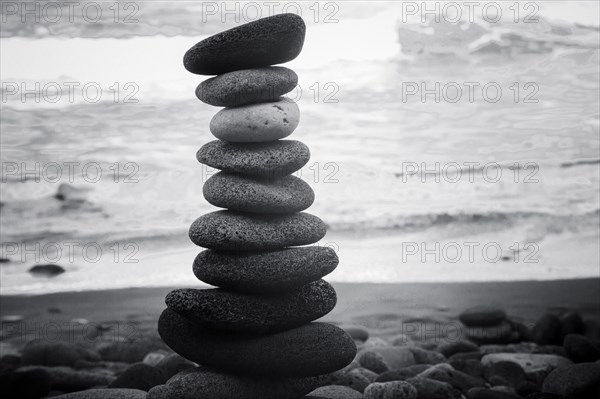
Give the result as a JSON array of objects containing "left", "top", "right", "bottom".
[
  {"left": 197, "top": 139, "right": 310, "bottom": 178},
  {"left": 184, "top": 14, "right": 306, "bottom": 75},
  {"left": 158, "top": 309, "right": 357, "bottom": 377},
  {"left": 193, "top": 247, "right": 338, "bottom": 293},
  {"left": 459, "top": 306, "right": 507, "bottom": 327},
  {"left": 165, "top": 279, "right": 337, "bottom": 334},
  {"left": 188, "top": 210, "right": 326, "bottom": 250}
]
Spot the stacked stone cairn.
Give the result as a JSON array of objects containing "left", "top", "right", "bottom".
[{"left": 152, "top": 14, "right": 356, "bottom": 399}]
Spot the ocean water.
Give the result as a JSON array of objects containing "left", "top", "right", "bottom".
[{"left": 1, "top": 2, "right": 599, "bottom": 294}]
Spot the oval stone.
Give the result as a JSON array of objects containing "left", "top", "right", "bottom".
[
  {"left": 158, "top": 309, "right": 357, "bottom": 377},
  {"left": 203, "top": 172, "right": 314, "bottom": 214},
  {"left": 210, "top": 98, "right": 299, "bottom": 142},
  {"left": 189, "top": 211, "right": 326, "bottom": 250},
  {"left": 197, "top": 140, "right": 310, "bottom": 178},
  {"left": 193, "top": 247, "right": 338, "bottom": 293},
  {"left": 183, "top": 14, "right": 306, "bottom": 75},
  {"left": 196, "top": 67, "right": 298, "bottom": 107},
  {"left": 147, "top": 366, "right": 322, "bottom": 399},
  {"left": 165, "top": 280, "right": 336, "bottom": 334}
]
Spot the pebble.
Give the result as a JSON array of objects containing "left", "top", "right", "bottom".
[
  {"left": 465, "top": 321, "right": 513, "bottom": 344},
  {"left": 483, "top": 361, "right": 525, "bottom": 388},
  {"left": 96, "top": 339, "right": 164, "bottom": 363},
  {"left": 459, "top": 307, "right": 507, "bottom": 327},
  {"left": 193, "top": 246, "right": 338, "bottom": 293},
  {"left": 210, "top": 98, "right": 300, "bottom": 142},
  {"left": 189, "top": 211, "right": 326, "bottom": 250},
  {"left": 148, "top": 366, "right": 322, "bottom": 399},
  {"left": 417, "top": 363, "right": 485, "bottom": 392},
  {"left": 325, "top": 368, "right": 371, "bottom": 393},
  {"left": 563, "top": 333, "right": 600, "bottom": 363},
  {"left": 108, "top": 362, "right": 166, "bottom": 391},
  {"left": 341, "top": 326, "right": 370, "bottom": 342},
  {"left": 183, "top": 14, "right": 306, "bottom": 75},
  {"left": 196, "top": 67, "right": 298, "bottom": 107},
  {"left": 28, "top": 263, "right": 66, "bottom": 277},
  {"left": 466, "top": 387, "right": 522, "bottom": 399},
  {"left": 375, "top": 364, "right": 431, "bottom": 382},
  {"left": 408, "top": 347, "right": 447, "bottom": 364},
  {"left": 438, "top": 340, "right": 480, "bottom": 357},
  {"left": 480, "top": 353, "right": 572, "bottom": 373},
  {"left": 449, "top": 358, "right": 485, "bottom": 378},
  {"left": 406, "top": 376, "right": 462, "bottom": 399},
  {"left": 357, "top": 347, "right": 416, "bottom": 373},
  {"left": 203, "top": 172, "right": 314, "bottom": 213},
  {"left": 0, "top": 368, "right": 51, "bottom": 399},
  {"left": 154, "top": 353, "right": 196, "bottom": 380},
  {"left": 542, "top": 362, "right": 600, "bottom": 397},
  {"left": 142, "top": 350, "right": 168, "bottom": 366},
  {"left": 197, "top": 140, "right": 310, "bottom": 178},
  {"left": 19, "top": 365, "right": 114, "bottom": 392},
  {"left": 165, "top": 280, "right": 336, "bottom": 334},
  {"left": 559, "top": 311, "right": 584, "bottom": 340},
  {"left": 363, "top": 381, "right": 418, "bottom": 399},
  {"left": 22, "top": 341, "right": 100, "bottom": 367},
  {"left": 307, "top": 385, "right": 364, "bottom": 399},
  {"left": 52, "top": 388, "right": 146, "bottom": 398},
  {"left": 532, "top": 314, "right": 562, "bottom": 345},
  {"left": 158, "top": 309, "right": 356, "bottom": 377}
]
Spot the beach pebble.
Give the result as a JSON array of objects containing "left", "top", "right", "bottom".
[
  {"left": 150, "top": 366, "right": 321, "bottom": 399},
  {"left": 357, "top": 347, "right": 415, "bottom": 373},
  {"left": 0, "top": 368, "right": 51, "bottom": 399},
  {"left": 51, "top": 388, "right": 146, "bottom": 399},
  {"left": 406, "top": 376, "right": 462, "bottom": 399},
  {"left": 108, "top": 362, "right": 166, "bottom": 391},
  {"left": 363, "top": 381, "right": 418, "bottom": 399},
  {"left": 449, "top": 358, "right": 485, "bottom": 378},
  {"left": 183, "top": 14, "right": 305, "bottom": 75},
  {"left": 158, "top": 309, "right": 356, "bottom": 377},
  {"left": 193, "top": 247, "right": 338, "bottom": 293},
  {"left": 326, "top": 367, "right": 374, "bottom": 393},
  {"left": 465, "top": 321, "right": 513, "bottom": 344},
  {"left": 189, "top": 211, "right": 326, "bottom": 250},
  {"left": 542, "top": 362, "right": 600, "bottom": 397},
  {"left": 483, "top": 361, "right": 525, "bottom": 388},
  {"left": 559, "top": 311, "right": 584, "bottom": 340},
  {"left": 203, "top": 172, "right": 314, "bottom": 214},
  {"left": 532, "top": 314, "right": 562, "bottom": 345},
  {"left": 460, "top": 307, "right": 507, "bottom": 327},
  {"left": 22, "top": 341, "right": 99, "bottom": 368},
  {"left": 524, "top": 394, "right": 563, "bottom": 399},
  {"left": 584, "top": 319, "right": 600, "bottom": 340},
  {"left": 448, "top": 351, "right": 484, "bottom": 362},
  {"left": 96, "top": 339, "right": 164, "bottom": 363},
  {"left": 408, "top": 347, "right": 447, "bottom": 364},
  {"left": 375, "top": 364, "right": 430, "bottom": 382},
  {"left": 307, "top": 385, "right": 363, "bottom": 399},
  {"left": 197, "top": 140, "right": 310, "bottom": 178},
  {"left": 480, "top": 353, "right": 572, "bottom": 373},
  {"left": 438, "top": 341, "right": 479, "bottom": 357},
  {"left": 363, "top": 337, "right": 390, "bottom": 348},
  {"left": 19, "top": 366, "right": 114, "bottom": 392},
  {"left": 417, "top": 363, "right": 485, "bottom": 392},
  {"left": 28, "top": 263, "right": 66, "bottom": 277},
  {"left": 165, "top": 280, "right": 336, "bottom": 334},
  {"left": 341, "top": 326, "right": 370, "bottom": 342},
  {"left": 154, "top": 353, "right": 196, "bottom": 380},
  {"left": 210, "top": 98, "right": 299, "bottom": 142},
  {"left": 563, "top": 334, "right": 600, "bottom": 363},
  {"left": 466, "top": 387, "right": 522, "bottom": 399},
  {"left": 196, "top": 67, "right": 298, "bottom": 107},
  {"left": 142, "top": 350, "right": 168, "bottom": 366}
]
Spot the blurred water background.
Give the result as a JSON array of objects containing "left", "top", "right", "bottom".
[{"left": 1, "top": 1, "right": 599, "bottom": 294}]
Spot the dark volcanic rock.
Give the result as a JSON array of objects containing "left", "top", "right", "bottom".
[
  {"left": 532, "top": 314, "right": 562, "bottom": 345},
  {"left": 108, "top": 362, "right": 166, "bottom": 391},
  {"left": 196, "top": 67, "right": 298, "bottom": 107},
  {"left": 165, "top": 280, "right": 337, "bottom": 333},
  {"left": 52, "top": 389, "right": 146, "bottom": 398},
  {"left": 459, "top": 307, "right": 507, "bottom": 327},
  {"left": 183, "top": 14, "right": 306, "bottom": 75},
  {"left": 188, "top": 211, "right": 326, "bottom": 250},
  {"left": 466, "top": 387, "right": 522, "bottom": 399},
  {"left": 542, "top": 362, "right": 600, "bottom": 397},
  {"left": 28, "top": 264, "right": 65, "bottom": 277},
  {"left": 197, "top": 139, "right": 310, "bottom": 178},
  {"left": 563, "top": 334, "right": 600, "bottom": 362},
  {"left": 193, "top": 247, "right": 338, "bottom": 293},
  {"left": 147, "top": 366, "right": 322, "bottom": 399},
  {"left": 158, "top": 309, "right": 356, "bottom": 377},
  {"left": 203, "top": 172, "right": 314, "bottom": 214}
]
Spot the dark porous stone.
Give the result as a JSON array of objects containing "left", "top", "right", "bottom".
[
  {"left": 197, "top": 139, "right": 310, "bottom": 178},
  {"left": 563, "top": 333, "right": 600, "bottom": 362},
  {"left": 483, "top": 361, "right": 525, "bottom": 388},
  {"left": 108, "top": 362, "right": 166, "bottom": 391},
  {"left": 196, "top": 67, "right": 298, "bottom": 107},
  {"left": 460, "top": 307, "right": 507, "bottom": 327},
  {"left": 28, "top": 264, "right": 65, "bottom": 277},
  {"left": 203, "top": 172, "right": 314, "bottom": 214},
  {"left": 306, "top": 385, "right": 363, "bottom": 398},
  {"left": 375, "top": 364, "right": 431, "bottom": 382},
  {"left": 559, "top": 312, "right": 584, "bottom": 341},
  {"left": 0, "top": 368, "right": 51, "bottom": 399},
  {"left": 417, "top": 364, "right": 486, "bottom": 392},
  {"left": 406, "top": 377, "right": 463, "bottom": 399},
  {"left": 52, "top": 388, "right": 147, "bottom": 398},
  {"left": 357, "top": 347, "right": 416, "bottom": 374},
  {"left": 363, "top": 381, "right": 418, "bottom": 399},
  {"left": 465, "top": 321, "right": 513, "bottom": 344},
  {"left": 532, "top": 314, "right": 562, "bottom": 345},
  {"left": 542, "top": 362, "right": 600, "bottom": 397},
  {"left": 165, "top": 280, "right": 336, "bottom": 334},
  {"left": 22, "top": 341, "right": 99, "bottom": 367},
  {"left": 467, "top": 387, "right": 522, "bottom": 399},
  {"left": 341, "top": 326, "right": 370, "bottom": 342},
  {"left": 184, "top": 14, "right": 306, "bottom": 75},
  {"left": 158, "top": 309, "right": 356, "bottom": 377},
  {"left": 148, "top": 366, "right": 322, "bottom": 399},
  {"left": 450, "top": 358, "right": 485, "bottom": 378},
  {"left": 154, "top": 353, "right": 196, "bottom": 380},
  {"left": 193, "top": 247, "right": 338, "bottom": 293},
  {"left": 189, "top": 211, "right": 326, "bottom": 250},
  {"left": 438, "top": 341, "right": 480, "bottom": 357},
  {"left": 409, "top": 347, "right": 447, "bottom": 364}
]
